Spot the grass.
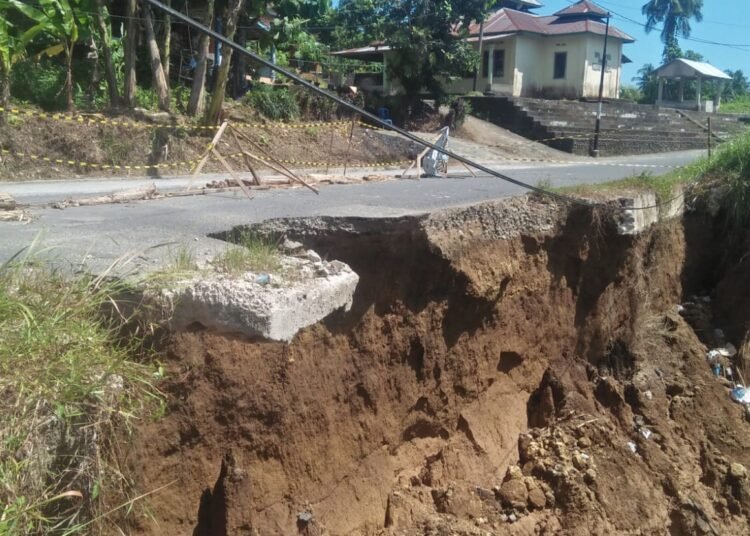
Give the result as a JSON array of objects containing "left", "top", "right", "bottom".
[
  {"left": 695, "top": 130, "right": 750, "bottom": 227},
  {"left": 0, "top": 250, "right": 161, "bottom": 534},
  {"left": 552, "top": 129, "right": 750, "bottom": 229},
  {"left": 720, "top": 95, "right": 750, "bottom": 114},
  {"left": 554, "top": 167, "right": 699, "bottom": 206},
  {"left": 212, "top": 232, "right": 281, "bottom": 275},
  {"left": 99, "top": 131, "right": 138, "bottom": 166}
]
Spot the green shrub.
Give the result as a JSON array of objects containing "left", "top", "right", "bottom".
[
  {"left": 10, "top": 60, "right": 67, "bottom": 111},
  {"left": 293, "top": 87, "right": 338, "bottom": 121},
  {"left": 243, "top": 85, "right": 299, "bottom": 121}
]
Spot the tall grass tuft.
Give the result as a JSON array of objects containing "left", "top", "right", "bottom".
[
  {"left": 0, "top": 253, "right": 160, "bottom": 535},
  {"left": 213, "top": 231, "right": 280, "bottom": 275},
  {"left": 697, "top": 131, "right": 750, "bottom": 227}
]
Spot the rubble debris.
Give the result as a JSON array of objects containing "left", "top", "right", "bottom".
[
  {"left": 52, "top": 185, "right": 158, "bottom": 209},
  {"left": 730, "top": 386, "right": 750, "bottom": 405},
  {"left": 0, "top": 209, "right": 30, "bottom": 222},
  {"left": 0, "top": 192, "right": 16, "bottom": 210}
]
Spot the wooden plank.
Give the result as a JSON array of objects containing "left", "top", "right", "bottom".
[
  {"left": 187, "top": 121, "right": 229, "bottom": 191},
  {"left": 231, "top": 126, "right": 319, "bottom": 194},
  {"left": 401, "top": 161, "right": 416, "bottom": 178},
  {"left": 460, "top": 161, "right": 477, "bottom": 177},
  {"left": 230, "top": 127, "right": 262, "bottom": 185},
  {"left": 240, "top": 149, "right": 317, "bottom": 189},
  {"left": 211, "top": 148, "right": 254, "bottom": 200}
]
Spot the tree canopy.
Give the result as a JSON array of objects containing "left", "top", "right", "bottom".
[{"left": 641, "top": 0, "right": 704, "bottom": 62}]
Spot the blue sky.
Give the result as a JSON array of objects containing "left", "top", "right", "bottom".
[{"left": 329, "top": 0, "right": 750, "bottom": 85}]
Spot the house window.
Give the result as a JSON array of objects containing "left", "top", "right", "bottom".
[
  {"left": 554, "top": 52, "right": 567, "bottom": 79},
  {"left": 482, "top": 49, "right": 506, "bottom": 78}
]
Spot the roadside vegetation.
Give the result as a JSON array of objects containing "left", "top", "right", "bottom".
[
  {"left": 556, "top": 129, "right": 750, "bottom": 227},
  {"left": 719, "top": 95, "right": 750, "bottom": 115},
  {"left": 0, "top": 250, "right": 162, "bottom": 534},
  {"left": 212, "top": 232, "right": 281, "bottom": 275}
]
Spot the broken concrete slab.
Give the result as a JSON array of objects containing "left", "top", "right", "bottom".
[
  {"left": 615, "top": 189, "right": 684, "bottom": 236},
  {"left": 156, "top": 253, "right": 359, "bottom": 342}
]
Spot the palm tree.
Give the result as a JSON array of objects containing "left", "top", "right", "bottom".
[{"left": 641, "top": 0, "right": 703, "bottom": 62}]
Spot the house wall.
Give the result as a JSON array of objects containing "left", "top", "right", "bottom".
[
  {"left": 533, "top": 34, "right": 589, "bottom": 98},
  {"left": 383, "top": 33, "right": 625, "bottom": 99},
  {"left": 445, "top": 37, "right": 518, "bottom": 95},
  {"left": 514, "top": 34, "right": 545, "bottom": 96},
  {"left": 582, "top": 34, "right": 622, "bottom": 98}
]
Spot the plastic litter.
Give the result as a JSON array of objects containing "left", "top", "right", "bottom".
[
  {"left": 712, "top": 363, "right": 722, "bottom": 377},
  {"left": 297, "top": 512, "right": 313, "bottom": 524},
  {"left": 676, "top": 304, "right": 685, "bottom": 313},
  {"left": 255, "top": 273, "right": 271, "bottom": 285},
  {"left": 730, "top": 386, "right": 750, "bottom": 405},
  {"left": 718, "top": 343, "right": 737, "bottom": 358},
  {"left": 626, "top": 441, "right": 637, "bottom": 453},
  {"left": 640, "top": 428, "right": 653, "bottom": 440},
  {"left": 707, "top": 349, "right": 721, "bottom": 361},
  {"left": 423, "top": 127, "right": 450, "bottom": 176}
]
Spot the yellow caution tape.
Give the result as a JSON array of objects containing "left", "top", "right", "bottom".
[
  {"left": 0, "top": 147, "right": 410, "bottom": 173},
  {"left": 0, "top": 106, "right": 352, "bottom": 132},
  {"left": 1, "top": 148, "right": 201, "bottom": 171}
]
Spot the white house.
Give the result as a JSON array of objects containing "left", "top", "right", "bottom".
[{"left": 332, "top": 0, "right": 634, "bottom": 99}]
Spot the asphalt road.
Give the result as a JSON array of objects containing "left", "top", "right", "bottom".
[{"left": 0, "top": 149, "right": 703, "bottom": 273}]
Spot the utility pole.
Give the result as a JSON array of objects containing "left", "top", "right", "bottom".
[{"left": 591, "top": 12, "right": 610, "bottom": 157}]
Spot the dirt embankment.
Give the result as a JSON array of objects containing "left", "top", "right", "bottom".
[
  {"left": 126, "top": 198, "right": 750, "bottom": 535},
  {"left": 0, "top": 110, "right": 416, "bottom": 181}
]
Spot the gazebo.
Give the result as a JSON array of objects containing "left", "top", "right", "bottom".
[{"left": 653, "top": 58, "right": 732, "bottom": 112}]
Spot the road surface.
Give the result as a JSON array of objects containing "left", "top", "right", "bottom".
[{"left": 0, "top": 149, "right": 703, "bottom": 273}]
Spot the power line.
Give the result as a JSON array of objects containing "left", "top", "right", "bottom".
[
  {"left": 581, "top": 0, "right": 750, "bottom": 52},
  {"left": 142, "top": 0, "right": 701, "bottom": 214},
  {"left": 591, "top": 0, "right": 750, "bottom": 30}
]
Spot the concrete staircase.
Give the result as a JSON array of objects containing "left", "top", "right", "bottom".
[{"left": 466, "top": 96, "right": 746, "bottom": 156}]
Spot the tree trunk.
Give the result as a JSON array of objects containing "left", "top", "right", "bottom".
[
  {"left": 65, "top": 42, "right": 75, "bottom": 112},
  {"left": 232, "top": 25, "right": 247, "bottom": 99},
  {"left": 187, "top": 0, "right": 215, "bottom": 117},
  {"left": 123, "top": 0, "right": 137, "bottom": 107},
  {"left": 86, "top": 37, "right": 101, "bottom": 106},
  {"left": 0, "top": 62, "right": 10, "bottom": 126},
  {"left": 143, "top": 3, "right": 170, "bottom": 112},
  {"left": 204, "top": 0, "right": 245, "bottom": 125},
  {"left": 161, "top": 0, "right": 171, "bottom": 88},
  {"left": 95, "top": 0, "right": 120, "bottom": 107}
]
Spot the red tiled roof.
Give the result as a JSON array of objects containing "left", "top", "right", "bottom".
[
  {"left": 553, "top": 0, "right": 609, "bottom": 18},
  {"left": 467, "top": 8, "right": 633, "bottom": 42}
]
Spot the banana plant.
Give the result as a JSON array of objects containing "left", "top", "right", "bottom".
[
  {"left": 9, "top": 0, "right": 93, "bottom": 112},
  {"left": 0, "top": 0, "right": 25, "bottom": 122}
]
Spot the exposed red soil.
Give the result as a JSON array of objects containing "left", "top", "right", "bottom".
[{"left": 125, "top": 202, "right": 750, "bottom": 535}]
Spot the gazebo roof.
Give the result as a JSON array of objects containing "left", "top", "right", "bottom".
[{"left": 653, "top": 58, "right": 732, "bottom": 80}]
